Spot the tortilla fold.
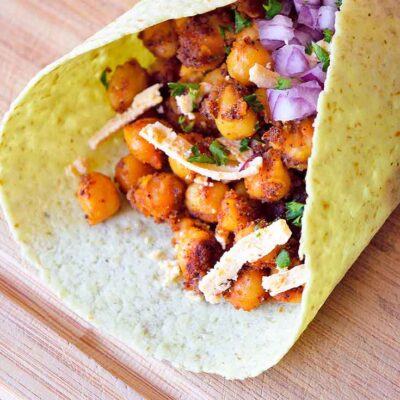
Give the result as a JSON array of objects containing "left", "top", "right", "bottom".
[{"left": 0, "top": 0, "right": 399, "bottom": 379}]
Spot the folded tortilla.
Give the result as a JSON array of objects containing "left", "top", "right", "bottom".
[{"left": 0, "top": 0, "right": 399, "bottom": 379}]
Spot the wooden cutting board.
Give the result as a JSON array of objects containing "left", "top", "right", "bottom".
[{"left": 0, "top": 1, "right": 399, "bottom": 399}]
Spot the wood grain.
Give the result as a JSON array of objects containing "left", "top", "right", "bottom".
[{"left": 0, "top": 1, "right": 399, "bottom": 399}]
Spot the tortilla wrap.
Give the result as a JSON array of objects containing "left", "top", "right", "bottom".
[{"left": 0, "top": 0, "right": 399, "bottom": 379}]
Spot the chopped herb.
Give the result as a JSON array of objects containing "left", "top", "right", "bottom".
[
  {"left": 335, "top": 0, "right": 342, "bottom": 8},
  {"left": 275, "top": 77, "right": 292, "bottom": 90},
  {"left": 188, "top": 145, "right": 216, "bottom": 164},
  {"left": 209, "top": 140, "right": 229, "bottom": 166},
  {"left": 254, "top": 223, "right": 261, "bottom": 230},
  {"left": 305, "top": 42, "right": 313, "bottom": 55},
  {"left": 224, "top": 45, "right": 232, "bottom": 55},
  {"left": 276, "top": 250, "right": 291, "bottom": 269},
  {"left": 311, "top": 42, "right": 330, "bottom": 72},
  {"left": 255, "top": 121, "right": 261, "bottom": 132},
  {"left": 243, "top": 93, "right": 264, "bottom": 112},
  {"left": 263, "top": 0, "right": 282, "bottom": 20},
  {"left": 239, "top": 138, "right": 250, "bottom": 152},
  {"left": 168, "top": 82, "right": 200, "bottom": 97},
  {"left": 323, "top": 29, "right": 334, "bottom": 43},
  {"left": 234, "top": 11, "right": 251, "bottom": 33},
  {"left": 219, "top": 25, "right": 233, "bottom": 40},
  {"left": 178, "top": 115, "right": 195, "bottom": 133},
  {"left": 100, "top": 67, "right": 111, "bottom": 90},
  {"left": 285, "top": 201, "right": 305, "bottom": 227}
]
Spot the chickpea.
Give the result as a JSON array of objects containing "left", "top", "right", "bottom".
[
  {"left": 108, "top": 59, "right": 149, "bottom": 113},
  {"left": 217, "top": 190, "right": 259, "bottom": 233},
  {"left": 128, "top": 172, "right": 186, "bottom": 222},
  {"left": 173, "top": 218, "right": 223, "bottom": 291},
  {"left": 169, "top": 157, "right": 195, "bottom": 183},
  {"left": 265, "top": 117, "right": 314, "bottom": 170},
  {"left": 179, "top": 65, "right": 207, "bottom": 83},
  {"left": 115, "top": 154, "right": 155, "bottom": 193},
  {"left": 77, "top": 172, "right": 121, "bottom": 225},
  {"left": 123, "top": 118, "right": 167, "bottom": 170},
  {"left": 139, "top": 20, "right": 178, "bottom": 59},
  {"left": 203, "top": 66, "right": 227, "bottom": 86},
  {"left": 227, "top": 38, "right": 273, "bottom": 86},
  {"left": 185, "top": 181, "right": 228, "bottom": 223},
  {"left": 268, "top": 287, "right": 303, "bottom": 303},
  {"left": 244, "top": 149, "right": 291, "bottom": 202},
  {"left": 235, "top": 25, "right": 260, "bottom": 42},
  {"left": 225, "top": 269, "right": 266, "bottom": 311},
  {"left": 215, "top": 84, "right": 258, "bottom": 140},
  {"left": 175, "top": 12, "right": 228, "bottom": 70}
]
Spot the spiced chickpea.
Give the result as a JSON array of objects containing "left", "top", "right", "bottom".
[
  {"left": 108, "top": 59, "right": 149, "bottom": 113},
  {"left": 77, "top": 172, "right": 121, "bottom": 225},
  {"left": 115, "top": 154, "right": 155, "bottom": 193},
  {"left": 123, "top": 118, "right": 167, "bottom": 170}
]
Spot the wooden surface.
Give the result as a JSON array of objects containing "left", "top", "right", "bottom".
[{"left": 0, "top": 1, "right": 399, "bottom": 399}]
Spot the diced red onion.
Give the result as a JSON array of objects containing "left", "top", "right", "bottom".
[
  {"left": 322, "top": 0, "right": 338, "bottom": 7},
  {"left": 299, "top": 63, "right": 326, "bottom": 86},
  {"left": 268, "top": 81, "right": 322, "bottom": 121},
  {"left": 318, "top": 6, "right": 336, "bottom": 30},
  {"left": 298, "top": 6, "right": 319, "bottom": 29},
  {"left": 294, "top": 0, "right": 321, "bottom": 13},
  {"left": 291, "top": 25, "right": 323, "bottom": 46},
  {"left": 257, "top": 16, "right": 294, "bottom": 51},
  {"left": 273, "top": 44, "right": 310, "bottom": 77}
]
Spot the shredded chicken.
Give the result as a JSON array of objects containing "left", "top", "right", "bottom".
[
  {"left": 249, "top": 63, "right": 280, "bottom": 89},
  {"left": 88, "top": 84, "right": 163, "bottom": 150},
  {"left": 262, "top": 264, "right": 307, "bottom": 296},
  {"left": 139, "top": 122, "right": 263, "bottom": 182}
]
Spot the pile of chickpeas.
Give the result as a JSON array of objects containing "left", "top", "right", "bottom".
[{"left": 76, "top": 1, "right": 310, "bottom": 310}]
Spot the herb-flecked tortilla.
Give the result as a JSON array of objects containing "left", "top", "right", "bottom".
[{"left": 0, "top": 0, "right": 399, "bottom": 379}]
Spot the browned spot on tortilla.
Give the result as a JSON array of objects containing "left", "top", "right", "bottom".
[
  {"left": 395, "top": 131, "right": 400, "bottom": 137},
  {"left": 322, "top": 201, "right": 330, "bottom": 210}
]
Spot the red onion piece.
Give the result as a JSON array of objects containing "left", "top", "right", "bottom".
[
  {"left": 294, "top": 0, "right": 321, "bottom": 13},
  {"left": 257, "top": 16, "right": 294, "bottom": 51},
  {"left": 322, "top": 0, "right": 339, "bottom": 7},
  {"left": 299, "top": 63, "right": 327, "bottom": 86},
  {"left": 268, "top": 81, "right": 322, "bottom": 121},
  {"left": 298, "top": 6, "right": 319, "bottom": 29},
  {"left": 273, "top": 44, "right": 310, "bottom": 77},
  {"left": 318, "top": 6, "right": 336, "bottom": 30},
  {"left": 291, "top": 25, "right": 323, "bottom": 46}
]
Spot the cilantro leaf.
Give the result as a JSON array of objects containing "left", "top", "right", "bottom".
[
  {"left": 276, "top": 249, "right": 291, "bottom": 269},
  {"left": 209, "top": 140, "right": 229, "bottom": 166},
  {"left": 335, "top": 0, "right": 342, "bottom": 8},
  {"left": 168, "top": 82, "right": 200, "bottom": 97},
  {"left": 255, "top": 121, "right": 261, "bottom": 132},
  {"left": 311, "top": 42, "right": 330, "bottom": 72},
  {"left": 285, "top": 201, "right": 305, "bottom": 227},
  {"left": 305, "top": 42, "right": 313, "bottom": 55},
  {"left": 239, "top": 138, "right": 250, "bottom": 152},
  {"left": 224, "top": 45, "right": 232, "bottom": 55},
  {"left": 188, "top": 145, "right": 216, "bottom": 164},
  {"left": 100, "top": 67, "right": 111, "bottom": 90},
  {"left": 178, "top": 115, "right": 195, "bottom": 133},
  {"left": 275, "top": 77, "right": 292, "bottom": 90},
  {"left": 323, "top": 29, "right": 334, "bottom": 43},
  {"left": 263, "top": 0, "right": 283, "bottom": 20},
  {"left": 243, "top": 93, "right": 264, "bottom": 112},
  {"left": 234, "top": 11, "right": 251, "bottom": 34}
]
